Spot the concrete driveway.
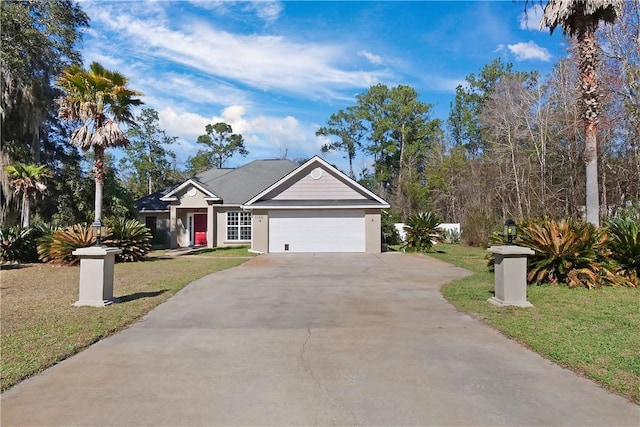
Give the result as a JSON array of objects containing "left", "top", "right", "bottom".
[{"left": 2, "top": 253, "right": 638, "bottom": 426}]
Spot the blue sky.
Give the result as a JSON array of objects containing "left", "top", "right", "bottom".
[{"left": 79, "top": 0, "right": 566, "bottom": 173}]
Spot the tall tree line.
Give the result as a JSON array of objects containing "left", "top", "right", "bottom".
[
  {"left": 1, "top": 1, "right": 182, "bottom": 227},
  {"left": 317, "top": 1, "right": 639, "bottom": 244},
  {"left": 317, "top": 83, "right": 442, "bottom": 219},
  {"left": 427, "top": 1, "right": 639, "bottom": 243},
  {"left": 1, "top": 0, "right": 88, "bottom": 225}
]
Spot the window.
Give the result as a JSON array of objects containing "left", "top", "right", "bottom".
[
  {"left": 227, "top": 211, "right": 251, "bottom": 241},
  {"left": 145, "top": 216, "right": 157, "bottom": 239}
]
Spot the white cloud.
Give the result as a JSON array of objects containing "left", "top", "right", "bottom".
[
  {"left": 85, "top": 4, "right": 387, "bottom": 101},
  {"left": 519, "top": 5, "right": 544, "bottom": 31},
  {"left": 188, "top": 1, "right": 282, "bottom": 23},
  {"left": 157, "top": 105, "right": 323, "bottom": 166},
  {"left": 358, "top": 50, "right": 384, "bottom": 65},
  {"left": 245, "top": 1, "right": 283, "bottom": 23},
  {"left": 507, "top": 41, "right": 551, "bottom": 62}
]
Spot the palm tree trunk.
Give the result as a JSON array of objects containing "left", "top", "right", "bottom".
[
  {"left": 21, "top": 192, "right": 30, "bottom": 227},
  {"left": 580, "top": 26, "right": 600, "bottom": 226},
  {"left": 94, "top": 147, "right": 105, "bottom": 225}
]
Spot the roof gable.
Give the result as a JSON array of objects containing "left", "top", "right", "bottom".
[
  {"left": 160, "top": 178, "right": 220, "bottom": 201},
  {"left": 244, "top": 156, "right": 389, "bottom": 207}
]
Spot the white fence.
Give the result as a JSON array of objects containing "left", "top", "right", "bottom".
[{"left": 394, "top": 222, "right": 461, "bottom": 242}]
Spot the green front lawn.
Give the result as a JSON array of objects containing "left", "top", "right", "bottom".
[
  {"left": 0, "top": 251, "right": 248, "bottom": 391},
  {"left": 429, "top": 243, "right": 640, "bottom": 404},
  {"left": 187, "top": 246, "right": 259, "bottom": 257}
]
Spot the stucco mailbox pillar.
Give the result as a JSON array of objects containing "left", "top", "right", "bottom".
[
  {"left": 487, "top": 245, "right": 535, "bottom": 308},
  {"left": 73, "top": 246, "right": 122, "bottom": 307}
]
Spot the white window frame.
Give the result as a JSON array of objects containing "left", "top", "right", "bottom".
[{"left": 226, "top": 211, "right": 252, "bottom": 241}]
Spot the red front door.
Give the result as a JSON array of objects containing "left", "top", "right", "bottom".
[{"left": 194, "top": 214, "right": 207, "bottom": 245}]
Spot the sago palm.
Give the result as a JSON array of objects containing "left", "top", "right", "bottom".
[
  {"left": 56, "top": 62, "right": 142, "bottom": 229},
  {"left": 404, "top": 211, "right": 443, "bottom": 252},
  {"left": 4, "top": 162, "right": 51, "bottom": 227},
  {"left": 605, "top": 216, "right": 640, "bottom": 285},
  {"left": 524, "top": 219, "right": 622, "bottom": 288},
  {"left": 541, "top": 0, "right": 624, "bottom": 226}
]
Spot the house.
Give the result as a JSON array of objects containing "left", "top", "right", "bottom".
[{"left": 135, "top": 156, "right": 390, "bottom": 253}]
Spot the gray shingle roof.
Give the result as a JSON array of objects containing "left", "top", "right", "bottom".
[
  {"left": 134, "top": 159, "right": 298, "bottom": 211},
  {"left": 134, "top": 185, "right": 177, "bottom": 212},
  {"left": 204, "top": 159, "right": 298, "bottom": 204}
]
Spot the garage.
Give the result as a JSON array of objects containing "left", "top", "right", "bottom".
[{"left": 269, "top": 209, "right": 365, "bottom": 253}]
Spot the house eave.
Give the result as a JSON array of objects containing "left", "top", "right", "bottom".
[{"left": 243, "top": 200, "right": 390, "bottom": 210}]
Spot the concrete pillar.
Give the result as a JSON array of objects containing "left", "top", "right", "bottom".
[
  {"left": 487, "top": 245, "right": 535, "bottom": 308},
  {"left": 169, "top": 205, "right": 177, "bottom": 248},
  {"left": 207, "top": 204, "right": 215, "bottom": 248},
  {"left": 72, "top": 246, "right": 122, "bottom": 307}
]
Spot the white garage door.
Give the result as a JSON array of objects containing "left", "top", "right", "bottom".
[{"left": 269, "top": 210, "right": 365, "bottom": 253}]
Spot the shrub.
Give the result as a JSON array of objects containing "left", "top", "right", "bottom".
[
  {"left": 1, "top": 226, "right": 34, "bottom": 263},
  {"left": 605, "top": 216, "right": 640, "bottom": 286},
  {"left": 39, "top": 223, "right": 95, "bottom": 265},
  {"left": 104, "top": 217, "right": 151, "bottom": 262},
  {"left": 34, "top": 223, "right": 60, "bottom": 263},
  {"left": 442, "top": 228, "right": 461, "bottom": 244},
  {"left": 381, "top": 210, "right": 402, "bottom": 245},
  {"left": 461, "top": 210, "right": 501, "bottom": 247},
  {"left": 523, "top": 219, "right": 624, "bottom": 289},
  {"left": 404, "top": 211, "right": 443, "bottom": 252}
]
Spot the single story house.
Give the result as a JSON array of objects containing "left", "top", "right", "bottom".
[{"left": 135, "top": 156, "right": 390, "bottom": 253}]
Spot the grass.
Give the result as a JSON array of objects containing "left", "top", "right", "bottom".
[
  {"left": 186, "top": 246, "right": 259, "bottom": 257},
  {"left": 428, "top": 243, "right": 640, "bottom": 404},
  {"left": 0, "top": 249, "right": 249, "bottom": 391}
]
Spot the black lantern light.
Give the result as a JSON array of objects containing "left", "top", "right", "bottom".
[
  {"left": 503, "top": 218, "right": 517, "bottom": 245},
  {"left": 93, "top": 219, "right": 104, "bottom": 247}
]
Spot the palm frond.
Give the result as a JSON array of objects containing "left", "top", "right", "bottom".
[{"left": 541, "top": 0, "right": 625, "bottom": 35}]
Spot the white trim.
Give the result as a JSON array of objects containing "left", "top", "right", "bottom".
[
  {"left": 226, "top": 210, "right": 252, "bottom": 241},
  {"left": 187, "top": 212, "right": 208, "bottom": 246},
  {"left": 243, "top": 156, "right": 389, "bottom": 206},
  {"left": 187, "top": 213, "right": 194, "bottom": 246},
  {"left": 160, "top": 179, "right": 220, "bottom": 201},
  {"left": 243, "top": 204, "right": 390, "bottom": 210},
  {"left": 138, "top": 209, "right": 170, "bottom": 213}
]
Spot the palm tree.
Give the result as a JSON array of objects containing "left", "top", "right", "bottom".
[
  {"left": 56, "top": 62, "right": 143, "bottom": 232},
  {"left": 541, "top": 0, "right": 624, "bottom": 226},
  {"left": 5, "top": 162, "right": 51, "bottom": 227}
]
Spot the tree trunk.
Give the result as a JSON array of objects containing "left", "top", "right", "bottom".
[
  {"left": 585, "top": 127, "right": 599, "bottom": 225},
  {"left": 396, "top": 123, "right": 406, "bottom": 218},
  {"left": 94, "top": 147, "right": 105, "bottom": 224},
  {"left": 148, "top": 150, "right": 153, "bottom": 195},
  {"left": 348, "top": 156, "right": 355, "bottom": 180},
  {"left": 580, "top": 26, "right": 600, "bottom": 226},
  {"left": 21, "top": 192, "right": 30, "bottom": 227}
]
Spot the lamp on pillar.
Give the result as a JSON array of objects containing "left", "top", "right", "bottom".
[
  {"left": 93, "top": 219, "right": 104, "bottom": 247},
  {"left": 503, "top": 218, "right": 517, "bottom": 245},
  {"left": 488, "top": 217, "right": 533, "bottom": 307}
]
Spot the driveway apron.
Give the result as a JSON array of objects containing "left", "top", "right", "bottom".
[{"left": 2, "top": 253, "right": 638, "bottom": 426}]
